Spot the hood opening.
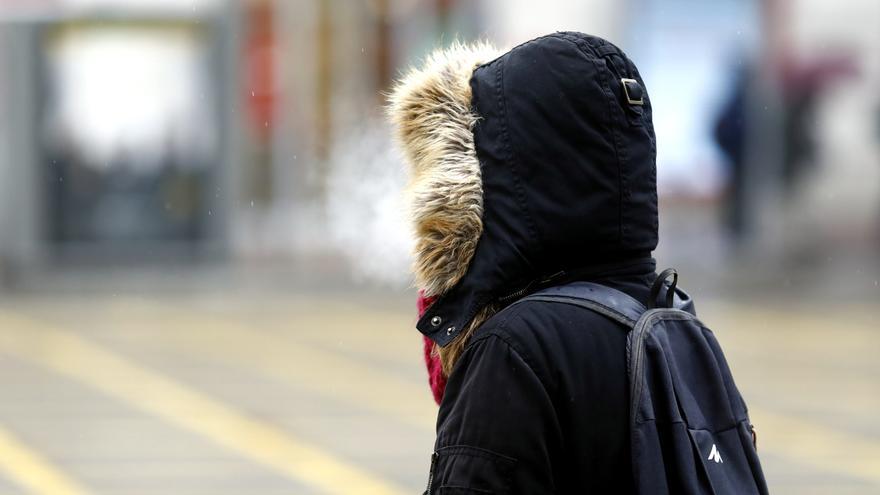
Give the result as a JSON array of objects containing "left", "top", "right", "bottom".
[{"left": 389, "top": 32, "right": 659, "bottom": 348}]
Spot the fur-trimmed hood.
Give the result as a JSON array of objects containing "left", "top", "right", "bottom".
[
  {"left": 389, "top": 32, "right": 659, "bottom": 347},
  {"left": 388, "top": 42, "right": 501, "bottom": 298}
]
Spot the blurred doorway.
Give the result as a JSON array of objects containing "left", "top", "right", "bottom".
[{"left": 38, "top": 20, "right": 226, "bottom": 261}]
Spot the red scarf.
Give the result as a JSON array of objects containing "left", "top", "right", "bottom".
[{"left": 417, "top": 292, "right": 446, "bottom": 404}]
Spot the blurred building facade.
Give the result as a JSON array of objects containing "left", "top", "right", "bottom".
[
  {"left": 0, "top": 0, "right": 241, "bottom": 283},
  {"left": 0, "top": 0, "right": 877, "bottom": 292}
]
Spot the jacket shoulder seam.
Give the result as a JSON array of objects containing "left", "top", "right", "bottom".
[{"left": 468, "top": 317, "right": 553, "bottom": 393}]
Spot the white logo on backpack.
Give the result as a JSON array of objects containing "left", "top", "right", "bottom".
[{"left": 708, "top": 444, "right": 723, "bottom": 464}]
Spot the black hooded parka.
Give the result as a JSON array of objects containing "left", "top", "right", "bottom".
[{"left": 396, "top": 32, "right": 660, "bottom": 494}]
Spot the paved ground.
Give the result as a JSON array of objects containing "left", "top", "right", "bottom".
[{"left": 0, "top": 283, "right": 877, "bottom": 494}]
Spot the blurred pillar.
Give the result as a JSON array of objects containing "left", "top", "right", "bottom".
[
  {"left": 243, "top": 0, "right": 277, "bottom": 205},
  {"left": 762, "top": 0, "right": 790, "bottom": 71},
  {"left": 435, "top": 0, "right": 454, "bottom": 37},
  {"left": 0, "top": 24, "right": 43, "bottom": 284},
  {"left": 315, "top": 0, "right": 333, "bottom": 167},
  {"left": 373, "top": 0, "right": 392, "bottom": 101},
  {"left": 739, "top": 0, "right": 788, "bottom": 254}
]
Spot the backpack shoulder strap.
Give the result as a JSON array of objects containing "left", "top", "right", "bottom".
[{"left": 513, "top": 281, "right": 647, "bottom": 328}]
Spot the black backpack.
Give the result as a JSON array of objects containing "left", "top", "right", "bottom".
[{"left": 519, "top": 269, "right": 769, "bottom": 494}]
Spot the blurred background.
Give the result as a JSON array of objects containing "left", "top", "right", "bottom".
[{"left": 0, "top": 0, "right": 877, "bottom": 494}]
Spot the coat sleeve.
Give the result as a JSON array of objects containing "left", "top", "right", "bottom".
[{"left": 428, "top": 333, "right": 562, "bottom": 494}]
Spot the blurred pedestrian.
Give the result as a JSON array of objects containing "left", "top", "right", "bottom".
[{"left": 713, "top": 63, "right": 752, "bottom": 240}]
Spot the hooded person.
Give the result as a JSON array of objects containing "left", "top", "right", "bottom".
[{"left": 389, "top": 32, "right": 658, "bottom": 493}]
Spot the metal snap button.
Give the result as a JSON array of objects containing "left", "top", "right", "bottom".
[
  {"left": 446, "top": 326, "right": 456, "bottom": 336},
  {"left": 430, "top": 316, "right": 442, "bottom": 327}
]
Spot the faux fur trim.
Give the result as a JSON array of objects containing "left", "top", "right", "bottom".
[{"left": 387, "top": 42, "right": 501, "bottom": 297}]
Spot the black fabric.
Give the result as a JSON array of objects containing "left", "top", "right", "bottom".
[
  {"left": 429, "top": 265, "right": 655, "bottom": 494},
  {"left": 424, "top": 32, "right": 669, "bottom": 494},
  {"left": 429, "top": 273, "right": 769, "bottom": 494},
  {"left": 628, "top": 310, "right": 768, "bottom": 495},
  {"left": 418, "top": 32, "right": 658, "bottom": 345},
  {"left": 509, "top": 281, "right": 767, "bottom": 495}
]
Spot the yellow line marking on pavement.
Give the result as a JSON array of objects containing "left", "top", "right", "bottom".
[
  {"left": 137, "top": 298, "right": 880, "bottom": 484},
  {"left": 0, "top": 311, "right": 408, "bottom": 495},
  {"left": 126, "top": 297, "right": 880, "bottom": 482},
  {"left": 0, "top": 424, "right": 92, "bottom": 495},
  {"left": 8, "top": 296, "right": 880, "bottom": 487},
  {"left": 106, "top": 297, "right": 438, "bottom": 431}
]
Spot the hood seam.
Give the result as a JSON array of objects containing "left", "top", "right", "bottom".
[
  {"left": 559, "top": 34, "right": 627, "bottom": 248},
  {"left": 493, "top": 56, "right": 543, "bottom": 291}
]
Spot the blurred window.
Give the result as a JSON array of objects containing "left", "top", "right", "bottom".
[{"left": 41, "top": 22, "right": 218, "bottom": 245}]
